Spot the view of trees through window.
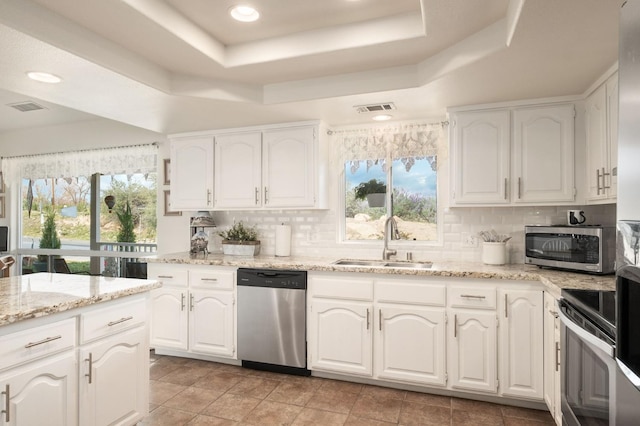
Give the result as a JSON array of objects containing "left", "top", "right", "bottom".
[
  {"left": 345, "top": 157, "right": 437, "bottom": 241},
  {"left": 21, "top": 173, "right": 157, "bottom": 251}
]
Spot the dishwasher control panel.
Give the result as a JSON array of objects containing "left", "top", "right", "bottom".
[{"left": 237, "top": 268, "right": 307, "bottom": 290}]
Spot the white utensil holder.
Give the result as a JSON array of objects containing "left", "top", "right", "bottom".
[{"left": 482, "top": 242, "right": 507, "bottom": 265}]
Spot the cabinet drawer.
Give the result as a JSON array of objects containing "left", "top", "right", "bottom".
[
  {"left": 449, "top": 286, "right": 496, "bottom": 310},
  {"left": 148, "top": 265, "right": 188, "bottom": 287},
  {"left": 376, "top": 281, "right": 446, "bottom": 306},
  {"left": 189, "top": 269, "right": 234, "bottom": 290},
  {"left": 310, "top": 276, "right": 373, "bottom": 301},
  {"left": 80, "top": 297, "right": 147, "bottom": 343},
  {"left": 0, "top": 318, "right": 76, "bottom": 370}
]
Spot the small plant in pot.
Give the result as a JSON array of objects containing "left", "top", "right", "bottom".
[
  {"left": 354, "top": 179, "right": 387, "bottom": 207},
  {"left": 218, "top": 221, "right": 260, "bottom": 256}
]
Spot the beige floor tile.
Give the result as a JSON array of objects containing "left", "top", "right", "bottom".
[
  {"left": 164, "top": 387, "right": 225, "bottom": 413},
  {"left": 350, "top": 394, "right": 402, "bottom": 423},
  {"left": 243, "top": 400, "right": 303, "bottom": 425},
  {"left": 360, "top": 384, "right": 406, "bottom": 401},
  {"left": 159, "top": 366, "right": 214, "bottom": 386},
  {"left": 451, "top": 397, "right": 505, "bottom": 417},
  {"left": 503, "top": 417, "right": 556, "bottom": 426},
  {"left": 318, "top": 379, "right": 363, "bottom": 395},
  {"left": 139, "top": 406, "right": 196, "bottom": 426},
  {"left": 291, "top": 407, "right": 349, "bottom": 426},
  {"left": 201, "top": 393, "right": 261, "bottom": 422},
  {"left": 194, "top": 371, "right": 245, "bottom": 392},
  {"left": 305, "top": 388, "right": 358, "bottom": 414},
  {"left": 227, "top": 376, "right": 280, "bottom": 399},
  {"left": 501, "top": 406, "right": 555, "bottom": 424},
  {"left": 187, "top": 414, "right": 240, "bottom": 425},
  {"left": 344, "top": 414, "right": 396, "bottom": 425},
  {"left": 267, "top": 381, "right": 318, "bottom": 406},
  {"left": 149, "top": 380, "right": 187, "bottom": 405},
  {"left": 150, "top": 361, "right": 181, "bottom": 380},
  {"left": 399, "top": 401, "right": 451, "bottom": 426},
  {"left": 452, "top": 409, "right": 505, "bottom": 426},
  {"left": 404, "top": 391, "right": 451, "bottom": 408}
]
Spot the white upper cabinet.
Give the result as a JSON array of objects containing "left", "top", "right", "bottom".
[
  {"left": 450, "top": 110, "right": 511, "bottom": 204},
  {"left": 170, "top": 136, "right": 214, "bottom": 210},
  {"left": 450, "top": 103, "right": 575, "bottom": 206},
  {"left": 214, "top": 132, "right": 262, "bottom": 209},
  {"left": 586, "top": 72, "right": 618, "bottom": 202},
  {"left": 512, "top": 104, "right": 575, "bottom": 203}
]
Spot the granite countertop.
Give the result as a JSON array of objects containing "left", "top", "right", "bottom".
[
  {"left": 148, "top": 253, "right": 616, "bottom": 294},
  {"left": 0, "top": 273, "right": 161, "bottom": 327}
]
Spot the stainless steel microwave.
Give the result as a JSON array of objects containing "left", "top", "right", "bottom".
[{"left": 524, "top": 225, "right": 616, "bottom": 274}]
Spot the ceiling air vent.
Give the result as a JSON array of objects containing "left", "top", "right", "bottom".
[
  {"left": 354, "top": 102, "right": 396, "bottom": 114},
  {"left": 7, "top": 101, "right": 46, "bottom": 112}
]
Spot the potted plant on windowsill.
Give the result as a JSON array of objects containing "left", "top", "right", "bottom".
[
  {"left": 218, "top": 221, "right": 260, "bottom": 256},
  {"left": 354, "top": 179, "right": 387, "bottom": 207}
]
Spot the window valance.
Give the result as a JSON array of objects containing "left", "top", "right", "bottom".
[{"left": 1, "top": 143, "right": 158, "bottom": 184}]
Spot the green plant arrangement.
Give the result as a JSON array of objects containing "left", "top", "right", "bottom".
[
  {"left": 353, "top": 179, "right": 387, "bottom": 201},
  {"left": 218, "top": 221, "right": 260, "bottom": 256},
  {"left": 36, "top": 209, "right": 62, "bottom": 266},
  {"left": 116, "top": 201, "right": 137, "bottom": 243}
]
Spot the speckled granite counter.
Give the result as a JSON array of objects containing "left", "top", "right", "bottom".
[
  {"left": 0, "top": 273, "right": 161, "bottom": 326},
  {"left": 148, "top": 253, "right": 615, "bottom": 294}
]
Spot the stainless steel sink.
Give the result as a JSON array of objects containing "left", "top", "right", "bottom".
[{"left": 332, "top": 259, "right": 432, "bottom": 269}]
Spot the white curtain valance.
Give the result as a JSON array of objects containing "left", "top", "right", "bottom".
[
  {"left": 333, "top": 122, "right": 446, "bottom": 174},
  {"left": 1, "top": 144, "right": 158, "bottom": 184}
]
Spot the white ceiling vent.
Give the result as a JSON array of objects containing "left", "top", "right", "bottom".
[
  {"left": 354, "top": 102, "right": 396, "bottom": 114},
  {"left": 7, "top": 101, "right": 46, "bottom": 112}
]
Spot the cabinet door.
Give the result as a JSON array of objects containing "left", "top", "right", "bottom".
[
  {"left": 586, "top": 85, "right": 608, "bottom": 200},
  {"left": 499, "top": 289, "right": 544, "bottom": 399},
  {"left": 263, "top": 126, "right": 316, "bottom": 208},
  {"left": 606, "top": 73, "right": 618, "bottom": 199},
  {"left": 449, "top": 310, "right": 498, "bottom": 393},
  {"left": 189, "top": 290, "right": 235, "bottom": 357},
  {"left": 149, "top": 287, "right": 188, "bottom": 351},
  {"left": 170, "top": 137, "right": 214, "bottom": 210},
  {"left": 0, "top": 352, "right": 77, "bottom": 426},
  {"left": 79, "top": 327, "right": 148, "bottom": 426},
  {"left": 375, "top": 305, "right": 446, "bottom": 386},
  {"left": 309, "top": 299, "right": 372, "bottom": 377},
  {"left": 214, "top": 132, "right": 262, "bottom": 208},
  {"left": 543, "top": 292, "right": 562, "bottom": 424},
  {"left": 451, "top": 110, "right": 511, "bottom": 204},
  {"left": 512, "top": 104, "right": 575, "bottom": 203}
]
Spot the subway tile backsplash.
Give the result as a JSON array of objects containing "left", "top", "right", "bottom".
[{"left": 210, "top": 204, "right": 616, "bottom": 264}]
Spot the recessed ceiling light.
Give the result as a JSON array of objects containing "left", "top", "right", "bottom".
[
  {"left": 372, "top": 114, "right": 393, "bottom": 121},
  {"left": 230, "top": 5, "right": 260, "bottom": 22},
  {"left": 27, "top": 71, "right": 62, "bottom": 84}
]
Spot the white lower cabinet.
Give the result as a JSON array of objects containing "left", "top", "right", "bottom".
[
  {"left": 499, "top": 289, "right": 544, "bottom": 399},
  {"left": 79, "top": 327, "right": 148, "bottom": 426},
  {"left": 0, "top": 351, "right": 78, "bottom": 426},
  {"left": 148, "top": 264, "right": 236, "bottom": 359},
  {"left": 543, "top": 292, "right": 562, "bottom": 425},
  {"left": 448, "top": 310, "right": 498, "bottom": 393}
]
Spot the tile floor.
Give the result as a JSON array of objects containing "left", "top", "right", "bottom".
[{"left": 143, "top": 352, "right": 556, "bottom": 426}]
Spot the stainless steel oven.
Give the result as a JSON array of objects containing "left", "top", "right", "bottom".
[{"left": 558, "top": 289, "right": 616, "bottom": 425}]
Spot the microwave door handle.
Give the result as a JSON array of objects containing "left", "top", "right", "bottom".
[{"left": 557, "top": 301, "right": 615, "bottom": 357}]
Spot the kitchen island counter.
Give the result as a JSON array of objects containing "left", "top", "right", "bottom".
[
  {"left": 148, "top": 252, "right": 615, "bottom": 294},
  {"left": 0, "top": 272, "right": 161, "bottom": 327}
]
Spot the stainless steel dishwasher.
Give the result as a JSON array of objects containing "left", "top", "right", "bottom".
[{"left": 237, "top": 268, "right": 309, "bottom": 376}]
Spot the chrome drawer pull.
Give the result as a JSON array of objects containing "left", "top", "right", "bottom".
[
  {"left": 24, "top": 335, "right": 62, "bottom": 348},
  {"left": 454, "top": 314, "right": 458, "bottom": 338},
  {"left": 157, "top": 275, "right": 173, "bottom": 279},
  {"left": 86, "top": 353, "right": 93, "bottom": 384},
  {"left": 460, "top": 294, "right": 486, "bottom": 300},
  {"left": 200, "top": 278, "right": 218, "bottom": 282},
  {"left": 2, "top": 384, "right": 9, "bottom": 422},
  {"left": 555, "top": 341, "right": 560, "bottom": 372},
  {"left": 366, "top": 309, "right": 370, "bottom": 330},
  {"left": 107, "top": 316, "right": 134, "bottom": 327},
  {"left": 181, "top": 293, "right": 186, "bottom": 311}
]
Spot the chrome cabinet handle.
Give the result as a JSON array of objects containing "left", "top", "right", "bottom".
[
  {"left": 207, "top": 189, "right": 212, "bottom": 205},
  {"left": 518, "top": 177, "right": 522, "bottom": 199},
  {"left": 504, "top": 294, "right": 508, "bottom": 318},
  {"left": 190, "top": 294, "right": 195, "bottom": 311},
  {"left": 366, "top": 309, "right": 370, "bottom": 330},
  {"left": 454, "top": 314, "right": 458, "bottom": 338},
  {"left": 460, "top": 294, "right": 485, "bottom": 299},
  {"left": 1, "top": 384, "right": 9, "bottom": 422},
  {"left": 24, "top": 335, "right": 62, "bottom": 348},
  {"left": 504, "top": 178, "right": 508, "bottom": 199},
  {"left": 555, "top": 341, "right": 560, "bottom": 372},
  {"left": 181, "top": 293, "right": 186, "bottom": 311},
  {"left": 85, "top": 353, "right": 93, "bottom": 384},
  {"left": 596, "top": 168, "right": 602, "bottom": 195},
  {"left": 107, "top": 316, "right": 133, "bottom": 327},
  {"left": 602, "top": 167, "right": 611, "bottom": 189},
  {"left": 379, "top": 309, "right": 382, "bottom": 331},
  {"left": 264, "top": 187, "right": 269, "bottom": 204},
  {"left": 255, "top": 187, "right": 259, "bottom": 205}
]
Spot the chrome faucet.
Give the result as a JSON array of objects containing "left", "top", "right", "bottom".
[{"left": 382, "top": 216, "right": 399, "bottom": 260}]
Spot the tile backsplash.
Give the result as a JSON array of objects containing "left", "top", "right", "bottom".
[{"left": 208, "top": 204, "right": 616, "bottom": 264}]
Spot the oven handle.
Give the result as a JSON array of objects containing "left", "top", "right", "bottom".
[{"left": 557, "top": 299, "right": 614, "bottom": 357}]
